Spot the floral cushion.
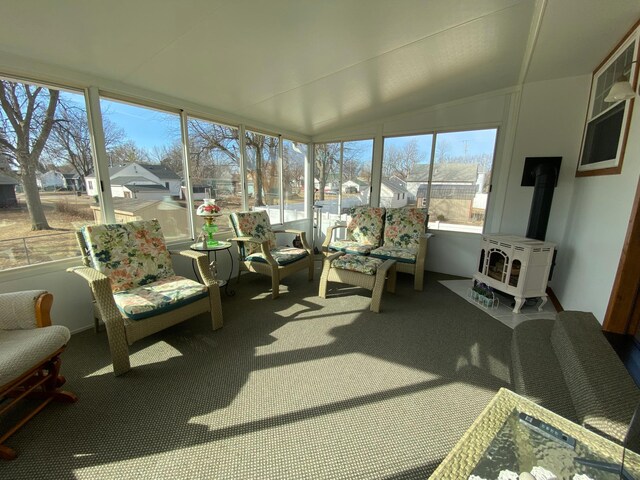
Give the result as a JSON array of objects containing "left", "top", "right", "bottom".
[
  {"left": 331, "top": 254, "right": 384, "bottom": 276},
  {"left": 370, "top": 246, "right": 417, "bottom": 264},
  {"left": 328, "top": 240, "right": 374, "bottom": 255},
  {"left": 383, "top": 207, "right": 427, "bottom": 249},
  {"left": 346, "top": 206, "right": 385, "bottom": 247},
  {"left": 246, "top": 246, "right": 309, "bottom": 266},
  {"left": 82, "top": 219, "right": 174, "bottom": 293},
  {"left": 230, "top": 211, "right": 277, "bottom": 256},
  {"left": 113, "top": 275, "right": 209, "bottom": 321}
]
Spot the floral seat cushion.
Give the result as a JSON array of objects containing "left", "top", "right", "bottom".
[
  {"left": 246, "top": 247, "right": 309, "bottom": 266},
  {"left": 230, "top": 211, "right": 277, "bottom": 257},
  {"left": 113, "top": 275, "right": 209, "bottom": 321},
  {"left": 346, "top": 206, "right": 386, "bottom": 247},
  {"left": 383, "top": 207, "right": 427, "bottom": 249},
  {"left": 331, "top": 254, "right": 384, "bottom": 276},
  {"left": 370, "top": 246, "right": 417, "bottom": 264},
  {"left": 327, "top": 240, "right": 374, "bottom": 255},
  {"left": 82, "top": 219, "right": 174, "bottom": 293}
]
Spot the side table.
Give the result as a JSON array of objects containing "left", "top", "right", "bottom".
[{"left": 190, "top": 241, "right": 235, "bottom": 296}]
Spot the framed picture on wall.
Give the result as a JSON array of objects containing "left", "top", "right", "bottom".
[{"left": 577, "top": 22, "right": 640, "bottom": 177}]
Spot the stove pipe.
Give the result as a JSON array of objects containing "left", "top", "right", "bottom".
[{"left": 526, "top": 162, "right": 559, "bottom": 241}]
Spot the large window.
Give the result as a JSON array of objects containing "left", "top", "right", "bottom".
[
  {"left": 245, "top": 130, "right": 281, "bottom": 224},
  {"left": 283, "top": 139, "right": 307, "bottom": 223},
  {"left": 99, "top": 98, "right": 188, "bottom": 241},
  {"left": 0, "top": 79, "right": 96, "bottom": 269},
  {"left": 383, "top": 129, "right": 497, "bottom": 233},
  {"left": 187, "top": 117, "right": 242, "bottom": 233}
]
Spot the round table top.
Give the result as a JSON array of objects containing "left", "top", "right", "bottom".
[{"left": 190, "top": 241, "right": 232, "bottom": 252}]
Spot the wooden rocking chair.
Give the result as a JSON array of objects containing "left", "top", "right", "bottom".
[{"left": 0, "top": 290, "right": 77, "bottom": 460}]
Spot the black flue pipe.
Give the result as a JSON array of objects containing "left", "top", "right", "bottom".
[{"left": 526, "top": 162, "right": 558, "bottom": 241}]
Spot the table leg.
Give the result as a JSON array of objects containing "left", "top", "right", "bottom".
[{"left": 225, "top": 248, "right": 235, "bottom": 296}]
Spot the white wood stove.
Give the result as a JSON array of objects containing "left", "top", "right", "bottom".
[{"left": 474, "top": 234, "right": 555, "bottom": 313}]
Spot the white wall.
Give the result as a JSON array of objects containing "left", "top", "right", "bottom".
[
  {"left": 505, "top": 73, "right": 640, "bottom": 322},
  {"left": 552, "top": 98, "right": 640, "bottom": 322}
]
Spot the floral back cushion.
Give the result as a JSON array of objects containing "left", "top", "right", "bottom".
[
  {"left": 82, "top": 219, "right": 175, "bottom": 293},
  {"left": 346, "top": 206, "right": 385, "bottom": 246},
  {"left": 383, "top": 207, "right": 427, "bottom": 249},
  {"left": 230, "top": 211, "right": 277, "bottom": 256}
]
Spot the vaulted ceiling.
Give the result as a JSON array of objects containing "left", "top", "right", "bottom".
[{"left": 0, "top": 0, "right": 638, "bottom": 136}]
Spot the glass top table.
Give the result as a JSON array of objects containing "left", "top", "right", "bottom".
[{"left": 430, "top": 388, "right": 640, "bottom": 479}]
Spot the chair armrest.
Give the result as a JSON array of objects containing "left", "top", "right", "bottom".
[
  {"left": 229, "top": 236, "right": 268, "bottom": 245},
  {"left": 67, "top": 266, "right": 122, "bottom": 325},
  {"left": 0, "top": 290, "right": 50, "bottom": 330},
  {"left": 274, "top": 230, "right": 312, "bottom": 253},
  {"left": 322, "top": 225, "right": 347, "bottom": 250},
  {"left": 175, "top": 250, "right": 218, "bottom": 286}
]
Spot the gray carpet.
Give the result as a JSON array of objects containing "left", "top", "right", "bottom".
[{"left": 1, "top": 267, "right": 512, "bottom": 479}]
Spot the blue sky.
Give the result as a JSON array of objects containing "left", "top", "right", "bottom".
[
  {"left": 99, "top": 98, "right": 181, "bottom": 151},
  {"left": 384, "top": 129, "right": 497, "bottom": 162}
]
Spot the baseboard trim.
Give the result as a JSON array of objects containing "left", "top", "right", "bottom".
[{"left": 546, "top": 287, "right": 563, "bottom": 312}]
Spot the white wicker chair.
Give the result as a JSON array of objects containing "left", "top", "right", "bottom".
[
  {"left": 68, "top": 219, "right": 223, "bottom": 376},
  {"left": 230, "top": 211, "right": 313, "bottom": 299}
]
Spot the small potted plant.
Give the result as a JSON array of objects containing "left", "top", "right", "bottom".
[{"left": 469, "top": 282, "right": 497, "bottom": 308}]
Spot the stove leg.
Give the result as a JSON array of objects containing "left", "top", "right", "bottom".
[
  {"left": 538, "top": 295, "right": 548, "bottom": 312},
  {"left": 513, "top": 296, "right": 525, "bottom": 314}
]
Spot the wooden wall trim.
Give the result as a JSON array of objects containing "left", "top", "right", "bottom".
[{"left": 604, "top": 175, "right": 640, "bottom": 333}]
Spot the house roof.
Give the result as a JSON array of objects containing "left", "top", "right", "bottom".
[
  {"left": 0, "top": 2, "right": 636, "bottom": 136},
  {"left": 111, "top": 176, "right": 159, "bottom": 186},
  {"left": 407, "top": 164, "right": 478, "bottom": 183},
  {"left": 0, "top": 173, "right": 17, "bottom": 185},
  {"left": 381, "top": 177, "right": 409, "bottom": 195},
  {"left": 124, "top": 184, "right": 170, "bottom": 193},
  {"left": 141, "top": 164, "right": 181, "bottom": 180}
]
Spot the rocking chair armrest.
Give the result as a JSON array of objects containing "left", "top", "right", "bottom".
[
  {"left": 67, "top": 266, "right": 122, "bottom": 324},
  {"left": 0, "top": 290, "right": 51, "bottom": 330},
  {"left": 176, "top": 250, "right": 218, "bottom": 286}
]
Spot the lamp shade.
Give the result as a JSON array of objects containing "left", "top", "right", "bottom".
[
  {"left": 604, "top": 80, "right": 636, "bottom": 102},
  {"left": 196, "top": 198, "right": 221, "bottom": 216}
]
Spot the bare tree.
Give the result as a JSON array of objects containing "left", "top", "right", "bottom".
[
  {"left": 48, "top": 101, "right": 124, "bottom": 181},
  {"left": 0, "top": 80, "right": 58, "bottom": 230},
  {"left": 382, "top": 139, "right": 421, "bottom": 180},
  {"left": 314, "top": 143, "right": 339, "bottom": 201},
  {"left": 107, "top": 140, "right": 150, "bottom": 166}
]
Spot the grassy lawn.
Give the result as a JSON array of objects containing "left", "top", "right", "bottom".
[{"left": 0, "top": 192, "right": 95, "bottom": 269}]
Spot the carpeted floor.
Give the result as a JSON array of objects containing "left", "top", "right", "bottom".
[{"left": 1, "top": 268, "right": 513, "bottom": 480}]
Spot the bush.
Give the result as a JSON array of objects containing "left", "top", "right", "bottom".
[{"left": 55, "top": 200, "right": 94, "bottom": 220}]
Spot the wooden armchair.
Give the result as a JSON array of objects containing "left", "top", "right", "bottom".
[
  {"left": 369, "top": 208, "right": 430, "bottom": 291},
  {"left": 322, "top": 206, "right": 386, "bottom": 255},
  {"left": 68, "top": 219, "right": 223, "bottom": 376},
  {"left": 0, "top": 290, "right": 77, "bottom": 460},
  {"left": 230, "top": 211, "right": 314, "bottom": 299}
]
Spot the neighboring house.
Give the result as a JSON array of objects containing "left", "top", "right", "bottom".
[
  {"left": 407, "top": 163, "right": 478, "bottom": 219},
  {"left": 0, "top": 173, "right": 17, "bottom": 207},
  {"left": 90, "top": 197, "right": 187, "bottom": 238},
  {"left": 342, "top": 178, "right": 369, "bottom": 194},
  {"left": 38, "top": 170, "right": 66, "bottom": 191},
  {"left": 62, "top": 172, "right": 84, "bottom": 191},
  {"left": 85, "top": 163, "right": 182, "bottom": 200},
  {"left": 380, "top": 177, "right": 410, "bottom": 208}
]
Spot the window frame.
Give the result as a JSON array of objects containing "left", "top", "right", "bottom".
[{"left": 577, "top": 21, "right": 640, "bottom": 177}]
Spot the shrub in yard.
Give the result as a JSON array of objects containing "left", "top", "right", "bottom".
[{"left": 55, "top": 200, "right": 94, "bottom": 220}]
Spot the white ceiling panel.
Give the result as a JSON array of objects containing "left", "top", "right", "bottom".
[{"left": 0, "top": 0, "right": 637, "bottom": 136}]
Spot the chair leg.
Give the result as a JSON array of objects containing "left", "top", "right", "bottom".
[
  {"left": 104, "top": 321, "right": 131, "bottom": 376},
  {"left": 414, "top": 267, "right": 424, "bottom": 291},
  {"left": 318, "top": 257, "right": 333, "bottom": 298},
  {"left": 209, "top": 284, "right": 223, "bottom": 330},
  {"left": 0, "top": 444, "right": 16, "bottom": 461},
  {"left": 271, "top": 272, "right": 280, "bottom": 299},
  {"left": 387, "top": 263, "right": 397, "bottom": 293},
  {"left": 308, "top": 258, "right": 314, "bottom": 281}
]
